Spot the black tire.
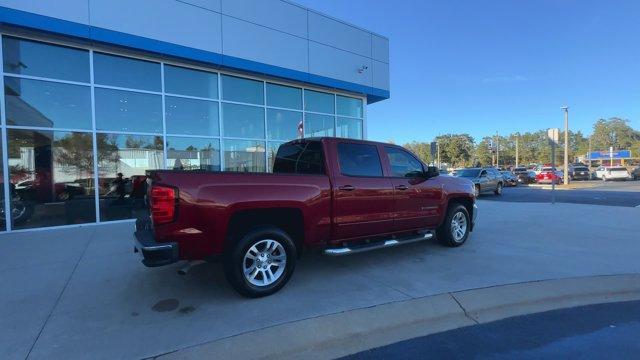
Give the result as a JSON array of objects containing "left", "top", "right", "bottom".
[
  {"left": 494, "top": 182, "right": 503, "bottom": 195},
  {"left": 437, "top": 204, "right": 470, "bottom": 247},
  {"left": 223, "top": 227, "right": 297, "bottom": 298}
]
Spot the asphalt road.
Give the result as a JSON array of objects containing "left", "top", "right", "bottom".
[
  {"left": 482, "top": 180, "right": 640, "bottom": 207},
  {"left": 344, "top": 300, "right": 640, "bottom": 360}
]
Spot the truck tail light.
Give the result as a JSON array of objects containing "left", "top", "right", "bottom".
[{"left": 150, "top": 185, "right": 177, "bottom": 224}]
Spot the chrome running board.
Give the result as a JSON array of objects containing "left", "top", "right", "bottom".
[{"left": 323, "top": 231, "right": 434, "bottom": 256}]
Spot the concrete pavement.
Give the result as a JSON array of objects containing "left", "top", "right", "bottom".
[{"left": 1, "top": 200, "right": 639, "bottom": 359}]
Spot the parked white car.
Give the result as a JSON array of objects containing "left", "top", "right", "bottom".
[{"left": 595, "top": 166, "right": 630, "bottom": 181}]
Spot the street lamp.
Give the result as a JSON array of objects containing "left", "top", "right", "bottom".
[{"left": 562, "top": 106, "right": 569, "bottom": 185}]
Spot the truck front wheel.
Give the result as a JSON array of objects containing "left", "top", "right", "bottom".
[
  {"left": 437, "top": 204, "right": 470, "bottom": 247},
  {"left": 224, "top": 227, "right": 297, "bottom": 298}
]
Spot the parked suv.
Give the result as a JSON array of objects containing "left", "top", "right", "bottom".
[
  {"left": 455, "top": 167, "right": 504, "bottom": 196},
  {"left": 569, "top": 166, "right": 590, "bottom": 181}
]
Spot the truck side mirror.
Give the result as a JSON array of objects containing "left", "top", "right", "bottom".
[{"left": 425, "top": 166, "right": 439, "bottom": 179}]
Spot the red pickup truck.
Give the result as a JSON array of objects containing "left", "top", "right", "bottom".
[{"left": 135, "top": 137, "right": 477, "bottom": 297}]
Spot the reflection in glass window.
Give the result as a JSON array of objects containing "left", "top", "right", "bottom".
[
  {"left": 97, "top": 134, "right": 163, "bottom": 221},
  {"left": 337, "top": 117, "right": 363, "bottom": 139},
  {"left": 267, "top": 109, "right": 302, "bottom": 141},
  {"left": 4, "top": 77, "right": 91, "bottom": 129},
  {"left": 7, "top": 129, "right": 96, "bottom": 229},
  {"left": 305, "top": 113, "right": 334, "bottom": 137},
  {"left": 2, "top": 36, "right": 90, "bottom": 82},
  {"left": 95, "top": 88, "right": 163, "bottom": 133},
  {"left": 337, "top": 95, "right": 363, "bottom": 118},
  {"left": 267, "top": 141, "right": 285, "bottom": 172},
  {"left": 221, "top": 75, "right": 264, "bottom": 105},
  {"left": 223, "top": 139, "right": 265, "bottom": 172},
  {"left": 266, "top": 83, "right": 302, "bottom": 110},
  {"left": 166, "top": 137, "right": 220, "bottom": 171},
  {"left": 93, "top": 52, "right": 161, "bottom": 91},
  {"left": 337, "top": 143, "right": 382, "bottom": 177},
  {"left": 304, "top": 90, "right": 334, "bottom": 114},
  {"left": 385, "top": 146, "right": 424, "bottom": 178},
  {"left": 164, "top": 65, "right": 218, "bottom": 99},
  {"left": 165, "top": 96, "right": 219, "bottom": 136},
  {"left": 222, "top": 103, "right": 265, "bottom": 139}
]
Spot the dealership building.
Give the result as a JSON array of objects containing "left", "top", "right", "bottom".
[{"left": 0, "top": 0, "right": 390, "bottom": 232}]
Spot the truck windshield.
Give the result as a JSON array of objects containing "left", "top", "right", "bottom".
[
  {"left": 456, "top": 169, "right": 481, "bottom": 178},
  {"left": 272, "top": 141, "right": 325, "bottom": 175}
]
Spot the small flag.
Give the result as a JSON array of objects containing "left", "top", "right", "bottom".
[{"left": 297, "top": 120, "right": 304, "bottom": 138}]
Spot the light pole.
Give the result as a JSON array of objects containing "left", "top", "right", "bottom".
[
  {"left": 514, "top": 133, "right": 520, "bottom": 168},
  {"left": 495, "top": 131, "right": 499, "bottom": 168},
  {"left": 562, "top": 106, "right": 569, "bottom": 185}
]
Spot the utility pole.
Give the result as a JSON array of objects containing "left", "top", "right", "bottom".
[
  {"left": 495, "top": 131, "right": 499, "bottom": 168},
  {"left": 562, "top": 106, "right": 569, "bottom": 185},
  {"left": 588, "top": 136, "right": 591, "bottom": 165},
  {"left": 437, "top": 141, "right": 441, "bottom": 169},
  {"left": 515, "top": 135, "right": 519, "bottom": 168}
]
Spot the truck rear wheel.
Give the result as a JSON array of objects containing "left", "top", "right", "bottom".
[
  {"left": 223, "top": 227, "right": 297, "bottom": 298},
  {"left": 437, "top": 204, "right": 470, "bottom": 247}
]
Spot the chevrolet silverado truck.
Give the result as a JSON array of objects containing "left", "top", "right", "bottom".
[{"left": 134, "top": 137, "right": 478, "bottom": 297}]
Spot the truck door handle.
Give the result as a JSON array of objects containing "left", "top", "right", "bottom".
[
  {"left": 395, "top": 185, "right": 409, "bottom": 191},
  {"left": 338, "top": 185, "right": 356, "bottom": 191}
]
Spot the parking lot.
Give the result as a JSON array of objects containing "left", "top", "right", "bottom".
[
  {"left": 484, "top": 180, "right": 640, "bottom": 207},
  {"left": 2, "top": 197, "right": 639, "bottom": 359}
]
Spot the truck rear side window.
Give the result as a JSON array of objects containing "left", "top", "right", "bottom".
[
  {"left": 272, "top": 141, "right": 325, "bottom": 175},
  {"left": 337, "top": 143, "right": 383, "bottom": 177}
]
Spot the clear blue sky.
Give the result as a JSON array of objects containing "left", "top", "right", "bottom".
[{"left": 296, "top": 0, "right": 640, "bottom": 144}]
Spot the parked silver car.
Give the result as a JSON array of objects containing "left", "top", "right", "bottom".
[{"left": 455, "top": 167, "right": 504, "bottom": 196}]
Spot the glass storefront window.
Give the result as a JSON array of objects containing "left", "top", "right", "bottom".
[
  {"left": 7, "top": 129, "right": 96, "bottom": 229},
  {"left": 166, "top": 136, "right": 220, "bottom": 171},
  {"left": 336, "top": 117, "right": 363, "bottom": 139},
  {"left": 305, "top": 113, "right": 334, "bottom": 137},
  {"left": 267, "top": 141, "right": 285, "bottom": 172},
  {"left": 4, "top": 77, "right": 92, "bottom": 129},
  {"left": 221, "top": 75, "right": 264, "bottom": 105},
  {"left": 93, "top": 53, "right": 161, "bottom": 91},
  {"left": 165, "top": 96, "right": 219, "bottom": 136},
  {"left": 337, "top": 95, "right": 363, "bottom": 118},
  {"left": 266, "top": 83, "right": 302, "bottom": 110},
  {"left": 2, "top": 36, "right": 90, "bottom": 83},
  {"left": 0, "top": 136, "right": 5, "bottom": 231},
  {"left": 222, "top": 103, "right": 265, "bottom": 139},
  {"left": 97, "top": 134, "right": 163, "bottom": 221},
  {"left": 304, "top": 90, "right": 334, "bottom": 114},
  {"left": 0, "top": 35, "right": 367, "bottom": 230},
  {"left": 164, "top": 65, "right": 218, "bottom": 99},
  {"left": 267, "top": 109, "right": 301, "bottom": 141},
  {"left": 223, "top": 139, "right": 265, "bottom": 172},
  {"left": 95, "top": 88, "right": 163, "bottom": 133}
]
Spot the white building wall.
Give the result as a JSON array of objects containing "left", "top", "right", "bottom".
[{"left": 0, "top": 0, "right": 390, "bottom": 96}]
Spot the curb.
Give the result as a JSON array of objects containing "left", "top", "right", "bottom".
[{"left": 154, "top": 274, "right": 640, "bottom": 360}]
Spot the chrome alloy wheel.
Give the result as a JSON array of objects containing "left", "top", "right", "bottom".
[
  {"left": 450, "top": 211, "right": 467, "bottom": 242},
  {"left": 243, "top": 239, "right": 287, "bottom": 287}
]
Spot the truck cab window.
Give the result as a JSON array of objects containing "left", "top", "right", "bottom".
[
  {"left": 272, "top": 141, "right": 325, "bottom": 175},
  {"left": 337, "top": 143, "right": 383, "bottom": 177},
  {"left": 384, "top": 146, "right": 424, "bottom": 178}
]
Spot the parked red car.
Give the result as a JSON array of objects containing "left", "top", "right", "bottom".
[
  {"left": 134, "top": 138, "right": 478, "bottom": 297},
  {"left": 535, "top": 167, "right": 563, "bottom": 184}
]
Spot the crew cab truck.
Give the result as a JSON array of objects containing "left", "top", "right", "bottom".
[{"left": 135, "top": 137, "right": 478, "bottom": 297}]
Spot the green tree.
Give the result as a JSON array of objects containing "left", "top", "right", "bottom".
[
  {"left": 474, "top": 137, "right": 493, "bottom": 166},
  {"left": 591, "top": 117, "right": 640, "bottom": 151},
  {"left": 403, "top": 141, "right": 433, "bottom": 164},
  {"left": 435, "top": 134, "right": 475, "bottom": 167}
]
